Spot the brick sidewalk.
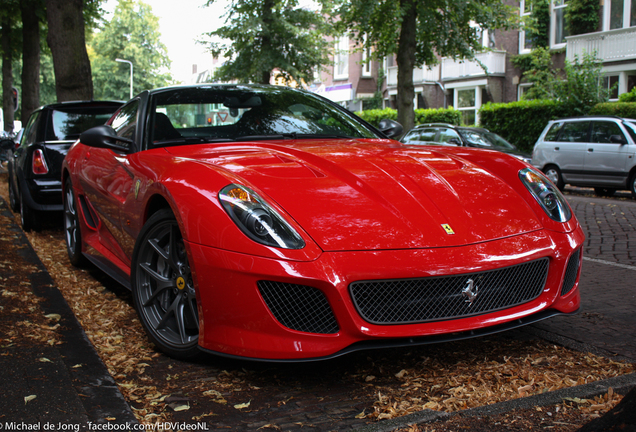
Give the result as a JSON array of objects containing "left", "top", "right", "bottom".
[{"left": 530, "top": 194, "right": 636, "bottom": 361}]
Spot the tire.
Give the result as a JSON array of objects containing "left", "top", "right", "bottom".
[
  {"left": 8, "top": 173, "right": 19, "bottom": 212},
  {"left": 543, "top": 166, "right": 565, "bottom": 191},
  {"left": 63, "top": 178, "right": 88, "bottom": 267},
  {"left": 19, "top": 189, "right": 41, "bottom": 232},
  {"left": 131, "top": 209, "right": 200, "bottom": 359},
  {"left": 629, "top": 173, "right": 636, "bottom": 199},
  {"left": 594, "top": 188, "right": 616, "bottom": 197}
]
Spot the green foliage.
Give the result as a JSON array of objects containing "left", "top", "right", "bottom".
[
  {"left": 557, "top": 52, "right": 610, "bottom": 115},
  {"left": 89, "top": 0, "right": 172, "bottom": 100},
  {"left": 479, "top": 99, "right": 569, "bottom": 153},
  {"left": 519, "top": 49, "right": 610, "bottom": 116},
  {"left": 590, "top": 102, "right": 636, "bottom": 119},
  {"left": 618, "top": 87, "right": 636, "bottom": 103},
  {"left": 517, "top": 47, "right": 557, "bottom": 100},
  {"left": 354, "top": 107, "right": 461, "bottom": 128},
  {"left": 565, "top": 0, "right": 599, "bottom": 36},
  {"left": 203, "top": 0, "right": 336, "bottom": 85}
]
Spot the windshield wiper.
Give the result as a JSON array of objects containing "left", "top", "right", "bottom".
[{"left": 234, "top": 133, "right": 356, "bottom": 141}]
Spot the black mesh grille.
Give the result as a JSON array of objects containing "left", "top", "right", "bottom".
[
  {"left": 258, "top": 281, "right": 339, "bottom": 334},
  {"left": 350, "top": 258, "right": 550, "bottom": 325},
  {"left": 561, "top": 249, "right": 581, "bottom": 296}
]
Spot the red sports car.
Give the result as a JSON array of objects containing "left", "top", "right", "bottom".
[{"left": 62, "top": 84, "right": 584, "bottom": 361}]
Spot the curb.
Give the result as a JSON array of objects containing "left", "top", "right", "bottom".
[
  {"left": 1, "top": 198, "right": 138, "bottom": 424},
  {"left": 353, "top": 372, "right": 636, "bottom": 432}
]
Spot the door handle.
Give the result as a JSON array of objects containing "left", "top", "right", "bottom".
[
  {"left": 554, "top": 147, "right": 560, "bottom": 151},
  {"left": 587, "top": 148, "right": 594, "bottom": 152}
]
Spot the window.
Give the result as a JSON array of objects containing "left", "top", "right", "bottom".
[
  {"left": 603, "top": 75, "right": 620, "bottom": 100},
  {"left": 362, "top": 35, "right": 372, "bottom": 77},
  {"left": 334, "top": 36, "right": 349, "bottom": 80},
  {"left": 111, "top": 100, "right": 139, "bottom": 144},
  {"left": 519, "top": 0, "right": 534, "bottom": 53},
  {"left": 605, "top": 0, "right": 636, "bottom": 30},
  {"left": 557, "top": 121, "right": 590, "bottom": 142},
  {"left": 456, "top": 88, "right": 478, "bottom": 125},
  {"left": 21, "top": 111, "right": 41, "bottom": 147},
  {"left": 402, "top": 128, "right": 437, "bottom": 145},
  {"left": 518, "top": 83, "right": 533, "bottom": 101},
  {"left": 551, "top": 0, "right": 569, "bottom": 47},
  {"left": 439, "top": 128, "right": 462, "bottom": 145},
  {"left": 591, "top": 121, "right": 625, "bottom": 143}
]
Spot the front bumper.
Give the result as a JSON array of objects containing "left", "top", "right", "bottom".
[{"left": 188, "top": 227, "right": 585, "bottom": 361}]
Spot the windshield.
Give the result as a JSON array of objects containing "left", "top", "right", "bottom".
[
  {"left": 624, "top": 121, "right": 636, "bottom": 143},
  {"left": 149, "top": 85, "right": 380, "bottom": 146},
  {"left": 49, "top": 107, "right": 119, "bottom": 141},
  {"left": 458, "top": 129, "right": 517, "bottom": 151}
]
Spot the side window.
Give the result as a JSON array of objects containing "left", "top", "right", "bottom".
[
  {"left": 544, "top": 122, "right": 564, "bottom": 142},
  {"left": 557, "top": 122, "right": 590, "bottom": 143},
  {"left": 111, "top": 100, "right": 139, "bottom": 142},
  {"left": 590, "top": 121, "right": 625, "bottom": 143},
  {"left": 439, "top": 128, "right": 461, "bottom": 145},
  {"left": 20, "top": 111, "right": 41, "bottom": 147}
]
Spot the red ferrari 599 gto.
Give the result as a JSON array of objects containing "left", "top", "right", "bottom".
[{"left": 62, "top": 84, "right": 584, "bottom": 361}]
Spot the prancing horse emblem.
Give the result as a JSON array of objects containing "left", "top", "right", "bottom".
[{"left": 462, "top": 279, "right": 479, "bottom": 305}]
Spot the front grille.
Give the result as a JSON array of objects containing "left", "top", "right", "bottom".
[
  {"left": 561, "top": 249, "right": 581, "bottom": 296},
  {"left": 258, "top": 281, "right": 339, "bottom": 334},
  {"left": 350, "top": 258, "right": 549, "bottom": 325}
]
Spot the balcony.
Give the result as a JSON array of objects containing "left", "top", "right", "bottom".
[
  {"left": 387, "top": 64, "right": 439, "bottom": 86},
  {"left": 566, "top": 27, "right": 636, "bottom": 62},
  {"left": 386, "top": 51, "right": 506, "bottom": 87},
  {"left": 441, "top": 51, "right": 506, "bottom": 80}
]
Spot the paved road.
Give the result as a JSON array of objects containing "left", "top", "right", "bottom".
[{"left": 529, "top": 193, "right": 636, "bottom": 362}]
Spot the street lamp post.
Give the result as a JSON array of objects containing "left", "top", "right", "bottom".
[{"left": 115, "top": 58, "right": 134, "bottom": 99}]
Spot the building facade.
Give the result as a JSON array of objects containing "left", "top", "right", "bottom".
[{"left": 314, "top": 1, "right": 636, "bottom": 123}]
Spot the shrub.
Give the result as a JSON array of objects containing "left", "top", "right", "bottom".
[
  {"left": 479, "top": 99, "right": 569, "bottom": 153},
  {"left": 355, "top": 107, "right": 461, "bottom": 128},
  {"left": 589, "top": 103, "right": 636, "bottom": 119},
  {"left": 618, "top": 88, "right": 636, "bottom": 103}
]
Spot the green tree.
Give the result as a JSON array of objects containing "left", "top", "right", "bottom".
[
  {"left": 89, "top": 0, "right": 172, "bottom": 100},
  {"left": 202, "top": 0, "right": 336, "bottom": 85},
  {"left": 338, "top": 0, "right": 516, "bottom": 131},
  {"left": 520, "top": 49, "right": 611, "bottom": 116}
]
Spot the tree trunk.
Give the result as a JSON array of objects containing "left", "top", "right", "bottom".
[
  {"left": 259, "top": 0, "right": 274, "bottom": 84},
  {"left": 2, "top": 14, "right": 14, "bottom": 133},
  {"left": 21, "top": 0, "right": 41, "bottom": 121},
  {"left": 396, "top": 0, "right": 417, "bottom": 132},
  {"left": 45, "top": 0, "right": 93, "bottom": 101}
]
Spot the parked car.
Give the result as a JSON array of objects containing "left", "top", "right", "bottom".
[
  {"left": 63, "top": 84, "right": 584, "bottom": 361},
  {"left": 532, "top": 115, "right": 636, "bottom": 197},
  {"left": 400, "top": 123, "right": 532, "bottom": 163},
  {"left": 7, "top": 101, "right": 123, "bottom": 231}
]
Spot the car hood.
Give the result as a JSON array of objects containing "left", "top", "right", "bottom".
[{"left": 166, "top": 139, "right": 542, "bottom": 252}]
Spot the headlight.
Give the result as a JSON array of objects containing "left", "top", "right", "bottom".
[
  {"left": 219, "top": 184, "right": 305, "bottom": 249},
  {"left": 519, "top": 168, "right": 571, "bottom": 222}
]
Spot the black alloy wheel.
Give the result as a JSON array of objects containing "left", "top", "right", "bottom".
[
  {"left": 630, "top": 174, "right": 636, "bottom": 198},
  {"left": 64, "top": 178, "right": 87, "bottom": 267},
  {"left": 131, "top": 209, "right": 200, "bottom": 359}
]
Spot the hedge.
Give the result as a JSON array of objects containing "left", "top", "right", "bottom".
[
  {"left": 355, "top": 107, "right": 461, "bottom": 128},
  {"left": 589, "top": 102, "right": 636, "bottom": 118},
  {"left": 478, "top": 99, "right": 570, "bottom": 154}
]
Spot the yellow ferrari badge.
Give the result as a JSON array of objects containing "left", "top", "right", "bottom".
[{"left": 442, "top": 224, "right": 455, "bottom": 235}]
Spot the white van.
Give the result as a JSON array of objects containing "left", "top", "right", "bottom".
[{"left": 532, "top": 116, "right": 636, "bottom": 197}]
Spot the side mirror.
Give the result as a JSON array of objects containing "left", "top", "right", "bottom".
[
  {"left": 609, "top": 134, "right": 627, "bottom": 144},
  {"left": 448, "top": 138, "right": 462, "bottom": 146},
  {"left": 378, "top": 119, "right": 403, "bottom": 139},
  {"left": 80, "top": 125, "right": 132, "bottom": 152}
]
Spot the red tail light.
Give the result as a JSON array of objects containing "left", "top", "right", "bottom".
[{"left": 32, "top": 149, "right": 49, "bottom": 174}]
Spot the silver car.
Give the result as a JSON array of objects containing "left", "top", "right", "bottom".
[{"left": 532, "top": 116, "right": 636, "bottom": 197}]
